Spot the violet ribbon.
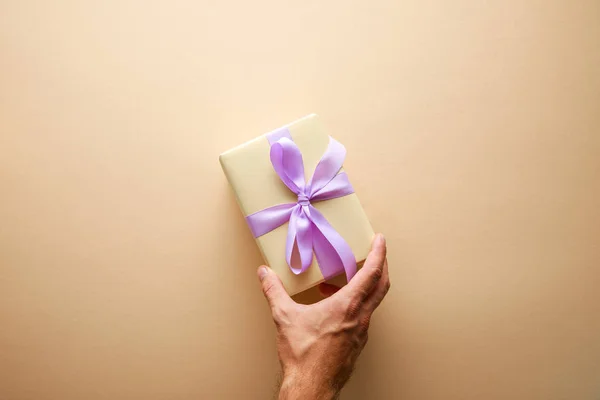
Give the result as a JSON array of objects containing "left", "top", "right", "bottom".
[{"left": 246, "top": 128, "right": 357, "bottom": 281}]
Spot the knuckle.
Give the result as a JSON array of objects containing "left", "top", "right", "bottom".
[
  {"left": 345, "top": 297, "right": 363, "bottom": 319},
  {"left": 359, "top": 315, "right": 371, "bottom": 333},
  {"left": 371, "top": 267, "right": 383, "bottom": 284},
  {"left": 354, "top": 286, "right": 370, "bottom": 301},
  {"left": 262, "top": 280, "right": 277, "bottom": 298},
  {"left": 372, "top": 265, "right": 383, "bottom": 279}
]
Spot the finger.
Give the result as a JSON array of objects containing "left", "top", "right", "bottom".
[
  {"left": 340, "top": 234, "right": 387, "bottom": 301},
  {"left": 364, "top": 257, "right": 390, "bottom": 312},
  {"left": 257, "top": 266, "right": 294, "bottom": 313},
  {"left": 318, "top": 282, "right": 341, "bottom": 298}
]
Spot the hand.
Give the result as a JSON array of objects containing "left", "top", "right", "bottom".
[{"left": 257, "top": 234, "right": 390, "bottom": 400}]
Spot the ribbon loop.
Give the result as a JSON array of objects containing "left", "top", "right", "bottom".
[
  {"left": 308, "top": 137, "right": 347, "bottom": 197},
  {"left": 286, "top": 206, "right": 313, "bottom": 274},
  {"left": 270, "top": 137, "right": 305, "bottom": 194}
]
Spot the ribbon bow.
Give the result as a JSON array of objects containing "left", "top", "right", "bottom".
[{"left": 246, "top": 128, "right": 357, "bottom": 282}]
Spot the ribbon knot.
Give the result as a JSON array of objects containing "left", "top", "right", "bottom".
[
  {"left": 297, "top": 193, "right": 310, "bottom": 206},
  {"left": 246, "top": 128, "right": 357, "bottom": 282}
]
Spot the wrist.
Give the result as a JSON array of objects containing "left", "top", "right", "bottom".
[{"left": 279, "top": 371, "right": 338, "bottom": 400}]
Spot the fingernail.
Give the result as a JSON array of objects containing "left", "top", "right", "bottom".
[
  {"left": 258, "top": 266, "right": 269, "bottom": 281},
  {"left": 377, "top": 233, "right": 386, "bottom": 246}
]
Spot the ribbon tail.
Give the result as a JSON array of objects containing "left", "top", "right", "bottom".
[
  {"left": 246, "top": 203, "right": 297, "bottom": 237},
  {"left": 286, "top": 206, "right": 314, "bottom": 275},
  {"left": 306, "top": 205, "right": 357, "bottom": 281}
]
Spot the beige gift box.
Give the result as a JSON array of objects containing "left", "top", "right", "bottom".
[{"left": 219, "top": 114, "right": 374, "bottom": 295}]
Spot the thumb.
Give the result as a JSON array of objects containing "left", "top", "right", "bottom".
[{"left": 257, "top": 266, "right": 293, "bottom": 312}]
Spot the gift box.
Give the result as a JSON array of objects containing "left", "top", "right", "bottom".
[{"left": 219, "top": 114, "right": 374, "bottom": 295}]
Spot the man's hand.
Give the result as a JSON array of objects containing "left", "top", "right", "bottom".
[{"left": 257, "top": 234, "right": 390, "bottom": 400}]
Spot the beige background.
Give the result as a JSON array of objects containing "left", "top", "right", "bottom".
[{"left": 1, "top": 1, "right": 599, "bottom": 399}]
